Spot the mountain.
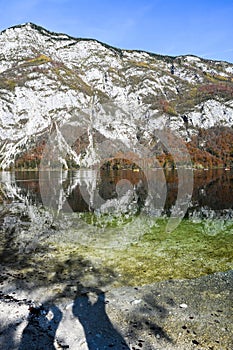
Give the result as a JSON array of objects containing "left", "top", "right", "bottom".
[{"left": 0, "top": 22, "right": 233, "bottom": 170}]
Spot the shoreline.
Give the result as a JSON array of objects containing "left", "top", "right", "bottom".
[{"left": 0, "top": 270, "right": 232, "bottom": 349}]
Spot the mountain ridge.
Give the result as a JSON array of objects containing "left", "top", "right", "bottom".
[{"left": 2, "top": 22, "right": 231, "bottom": 65}]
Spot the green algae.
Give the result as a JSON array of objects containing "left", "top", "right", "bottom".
[{"left": 11, "top": 215, "right": 232, "bottom": 290}]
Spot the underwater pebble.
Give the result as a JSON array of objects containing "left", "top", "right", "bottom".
[
  {"left": 179, "top": 303, "right": 188, "bottom": 308},
  {"left": 130, "top": 299, "right": 142, "bottom": 305}
]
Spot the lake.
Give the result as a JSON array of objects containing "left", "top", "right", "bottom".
[{"left": 0, "top": 168, "right": 232, "bottom": 293}]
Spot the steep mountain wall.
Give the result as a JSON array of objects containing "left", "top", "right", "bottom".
[{"left": 0, "top": 23, "right": 233, "bottom": 169}]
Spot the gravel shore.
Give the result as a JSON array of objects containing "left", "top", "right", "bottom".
[{"left": 0, "top": 270, "right": 232, "bottom": 350}]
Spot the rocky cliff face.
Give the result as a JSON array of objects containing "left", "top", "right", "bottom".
[{"left": 0, "top": 22, "right": 233, "bottom": 169}]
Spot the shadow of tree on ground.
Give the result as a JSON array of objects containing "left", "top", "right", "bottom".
[{"left": 18, "top": 304, "right": 62, "bottom": 350}]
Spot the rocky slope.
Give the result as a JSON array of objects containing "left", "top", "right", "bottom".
[{"left": 0, "top": 22, "right": 233, "bottom": 170}]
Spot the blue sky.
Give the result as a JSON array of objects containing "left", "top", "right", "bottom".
[{"left": 0, "top": 0, "right": 233, "bottom": 63}]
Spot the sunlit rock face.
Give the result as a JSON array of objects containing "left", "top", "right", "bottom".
[{"left": 0, "top": 22, "right": 233, "bottom": 169}]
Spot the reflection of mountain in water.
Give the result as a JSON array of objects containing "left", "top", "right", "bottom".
[
  {"left": 1, "top": 169, "right": 233, "bottom": 219},
  {"left": 39, "top": 169, "right": 151, "bottom": 216},
  {"left": 192, "top": 170, "right": 233, "bottom": 210},
  {"left": 163, "top": 169, "right": 233, "bottom": 215}
]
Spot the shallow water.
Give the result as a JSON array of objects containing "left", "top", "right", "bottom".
[{"left": 0, "top": 169, "right": 232, "bottom": 293}]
